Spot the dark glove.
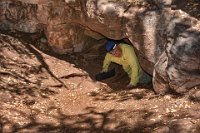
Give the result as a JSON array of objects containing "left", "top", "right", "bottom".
[{"left": 95, "top": 68, "right": 115, "bottom": 81}]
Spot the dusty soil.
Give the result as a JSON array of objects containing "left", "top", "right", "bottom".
[{"left": 0, "top": 33, "right": 200, "bottom": 133}]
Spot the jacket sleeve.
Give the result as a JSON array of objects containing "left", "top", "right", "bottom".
[
  {"left": 102, "top": 53, "right": 112, "bottom": 72},
  {"left": 126, "top": 50, "right": 140, "bottom": 86},
  {"left": 129, "top": 62, "right": 140, "bottom": 86}
]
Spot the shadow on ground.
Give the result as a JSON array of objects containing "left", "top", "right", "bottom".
[{"left": 0, "top": 106, "right": 165, "bottom": 133}]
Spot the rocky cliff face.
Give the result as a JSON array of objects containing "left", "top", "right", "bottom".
[{"left": 0, "top": 0, "right": 199, "bottom": 94}]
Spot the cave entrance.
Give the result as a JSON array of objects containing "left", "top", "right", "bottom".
[
  {"left": 78, "top": 36, "right": 136, "bottom": 90},
  {"left": 78, "top": 35, "right": 152, "bottom": 90}
]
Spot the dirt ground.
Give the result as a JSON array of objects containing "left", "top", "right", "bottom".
[{"left": 0, "top": 33, "right": 200, "bottom": 133}]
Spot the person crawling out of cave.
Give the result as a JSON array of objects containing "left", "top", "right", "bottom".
[{"left": 96, "top": 39, "right": 151, "bottom": 89}]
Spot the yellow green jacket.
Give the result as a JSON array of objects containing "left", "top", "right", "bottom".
[{"left": 102, "top": 43, "right": 142, "bottom": 86}]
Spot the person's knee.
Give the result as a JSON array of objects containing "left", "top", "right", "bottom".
[{"left": 139, "top": 72, "right": 152, "bottom": 85}]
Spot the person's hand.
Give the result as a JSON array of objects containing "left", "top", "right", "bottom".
[{"left": 126, "top": 84, "right": 135, "bottom": 89}]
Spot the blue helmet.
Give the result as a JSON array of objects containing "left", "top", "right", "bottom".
[{"left": 105, "top": 40, "right": 116, "bottom": 52}]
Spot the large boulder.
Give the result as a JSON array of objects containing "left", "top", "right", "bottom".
[{"left": 0, "top": 0, "right": 199, "bottom": 94}]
